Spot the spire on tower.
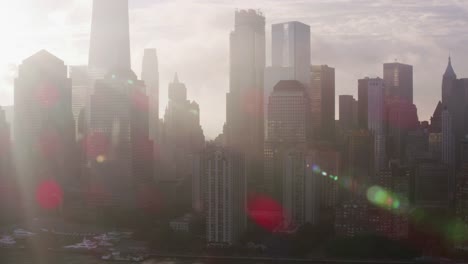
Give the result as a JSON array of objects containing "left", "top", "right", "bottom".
[
  {"left": 173, "top": 72, "right": 180, "bottom": 83},
  {"left": 444, "top": 55, "right": 457, "bottom": 79}
]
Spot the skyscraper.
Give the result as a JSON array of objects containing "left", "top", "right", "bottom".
[
  {"left": 206, "top": 147, "right": 246, "bottom": 246},
  {"left": 271, "top": 21, "right": 311, "bottom": 87},
  {"left": 161, "top": 74, "right": 205, "bottom": 181},
  {"left": 226, "top": 9, "right": 265, "bottom": 192},
  {"left": 365, "top": 78, "right": 386, "bottom": 172},
  {"left": 358, "top": 78, "right": 370, "bottom": 130},
  {"left": 386, "top": 98, "right": 419, "bottom": 164},
  {"left": 307, "top": 144, "right": 341, "bottom": 210},
  {"left": 86, "top": 69, "right": 153, "bottom": 209},
  {"left": 310, "top": 65, "right": 335, "bottom": 140},
  {"left": 339, "top": 95, "right": 358, "bottom": 133},
  {"left": 14, "top": 50, "right": 75, "bottom": 213},
  {"left": 442, "top": 107, "right": 454, "bottom": 166},
  {"left": 383, "top": 62, "right": 413, "bottom": 104},
  {"left": 442, "top": 57, "right": 457, "bottom": 106},
  {"left": 264, "top": 80, "right": 310, "bottom": 197},
  {"left": 89, "top": 0, "right": 131, "bottom": 71},
  {"left": 69, "top": 65, "right": 90, "bottom": 138},
  {"left": 414, "top": 160, "right": 450, "bottom": 208},
  {"left": 282, "top": 150, "right": 318, "bottom": 227},
  {"left": 141, "top": 49, "right": 160, "bottom": 142}
]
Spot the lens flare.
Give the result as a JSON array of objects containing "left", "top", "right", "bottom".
[
  {"left": 312, "top": 165, "right": 321, "bottom": 174},
  {"left": 36, "top": 180, "right": 63, "bottom": 210},
  {"left": 247, "top": 194, "right": 283, "bottom": 231}
]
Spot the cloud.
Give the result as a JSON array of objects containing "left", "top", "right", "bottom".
[{"left": 1, "top": 0, "right": 468, "bottom": 138}]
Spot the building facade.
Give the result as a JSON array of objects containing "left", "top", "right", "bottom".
[{"left": 309, "top": 65, "right": 335, "bottom": 141}]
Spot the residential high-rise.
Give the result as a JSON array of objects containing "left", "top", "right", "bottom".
[
  {"left": 88, "top": 0, "right": 131, "bottom": 71},
  {"left": 310, "top": 65, "right": 335, "bottom": 140},
  {"left": 14, "top": 50, "right": 75, "bottom": 213},
  {"left": 339, "top": 95, "right": 358, "bottom": 133},
  {"left": 264, "top": 80, "right": 310, "bottom": 198},
  {"left": 86, "top": 69, "right": 153, "bottom": 209},
  {"left": 271, "top": 21, "right": 311, "bottom": 87},
  {"left": 161, "top": 74, "right": 205, "bottom": 181},
  {"left": 141, "top": 49, "right": 160, "bottom": 142},
  {"left": 226, "top": 9, "right": 265, "bottom": 192},
  {"left": 383, "top": 62, "right": 413, "bottom": 104},
  {"left": 206, "top": 147, "right": 246, "bottom": 246}
]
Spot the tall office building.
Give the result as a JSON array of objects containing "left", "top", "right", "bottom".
[
  {"left": 89, "top": 0, "right": 131, "bottom": 71},
  {"left": 86, "top": 69, "right": 153, "bottom": 209},
  {"left": 264, "top": 80, "right": 310, "bottom": 198},
  {"left": 14, "top": 50, "right": 75, "bottom": 213},
  {"left": 383, "top": 62, "right": 413, "bottom": 104},
  {"left": 271, "top": 21, "right": 311, "bottom": 87},
  {"left": 206, "top": 148, "right": 246, "bottom": 246},
  {"left": 310, "top": 65, "right": 335, "bottom": 140},
  {"left": 161, "top": 74, "right": 205, "bottom": 180},
  {"left": 226, "top": 9, "right": 265, "bottom": 192},
  {"left": 141, "top": 49, "right": 160, "bottom": 142},
  {"left": 442, "top": 57, "right": 457, "bottom": 106},
  {"left": 339, "top": 95, "right": 358, "bottom": 133},
  {"left": 366, "top": 78, "right": 386, "bottom": 172},
  {"left": 386, "top": 98, "right": 419, "bottom": 164}
]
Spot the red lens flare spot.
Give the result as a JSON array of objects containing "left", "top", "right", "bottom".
[
  {"left": 247, "top": 194, "right": 283, "bottom": 231},
  {"left": 36, "top": 180, "right": 63, "bottom": 210}
]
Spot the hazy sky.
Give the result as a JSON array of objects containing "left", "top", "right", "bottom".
[{"left": 1, "top": 0, "right": 468, "bottom": 138}]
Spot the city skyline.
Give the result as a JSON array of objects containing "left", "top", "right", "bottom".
[{"left": 1, "top": 0, "right": 468, "bottom": 138}]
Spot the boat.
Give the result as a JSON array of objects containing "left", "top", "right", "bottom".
[
  {"left": 63, "top": 238, "right": 97, "bottom": 250},
  {"left": 0, "top": 236, "right": 16, "bottom": 247},
  {"left": 13, "top": 229, "right": 36, "bottom": 238}
]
